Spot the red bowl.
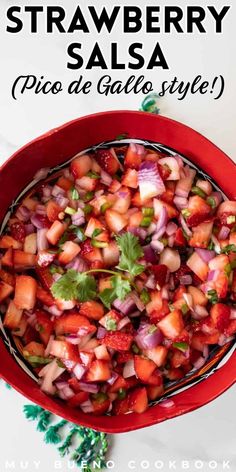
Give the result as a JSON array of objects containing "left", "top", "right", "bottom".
[{"left": 0, "top": 111, "right": 236, "bottom": 433}]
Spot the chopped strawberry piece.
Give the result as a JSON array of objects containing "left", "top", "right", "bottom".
[
  {"left": 105, "top": 209, "right": 128, "bottom": 233},
  {"left": 55, "top": 313, "right": 95, "bottom": 336},
  {"left": 210, "top": 303, "right": 230, "bottom": 331},
  {"left": 154, "top": 198, "right": 178, "bottom": 219},
  {"left": 166, "top": 368, "right": 184, "bottom": 380},
  {"left": 144, "top": 346, "right": 168, "bottom": 367},
  {"left": 0, "top": 235, "right": 22, "bottom": 249},
  {"left": 49, "top": 340, "right": 80, "bottom": 362},
  {"left": 91, "top": 394, "right": 111, "bottom": 415},
  {"left": 134, "top": 355, "right": 156, "bottom": 382},
  {"left": 95, "top": 149, "right": 120, "bottom": 175},
  {"left": 3, "top": 300, "right": 22, "bottom": 328},
  {"left": 14, "top": 275, "right": 37, "bottom": 310},
  {"left": 10, "top": 222, "right": 26, "bottom": 242},
  {"left": 124, "top": 143, "right": 145, "bottom": 170},
  {"left": 189, "top": 221, "right": 213, "bottom": 248},
  {"left": 108, "top": 375, "right": 127, "bottom": 393},
  {"left": 186, "top": 196, "right": 212, "bottom": 227},
  {"left": 112, "top": 397, "right": 130, "bottom": 415},
  {"left": 80, "top": 239, "right": 103, "bottom": 262},
  {"left": 46, "top": 220, "right": 67, "bottom": 246},
  {"left": 23, "top": 341, "right": 45, "bottom": 357},
  {"left": 0, "top": 269, "right": 15, "bottom": 286},
  {"left": 58, "top": 241, "right": 81, "bottom": 265},
  {"left": 116, "top": 351, "right": 133, "bottom": 364},
  {"left": 35, "top": 266, "right": 54, "bottom": 290},
  {"left": 57, "top": 176, "right": 73, "bottom": 191},
  {"left": 128, "top": 387, "right": 148, "bottom": 413},
  {"left": 35, "top": 310, "right": 54, "bottom": 345},
  {"left": 13, "top": 250, "right": 36, "bottom": 270},
  {"left": 103, "top": 331, "right": 134, "bottom": 351},
  {"left": 147, "top": 384, "right": 164, "bottom": 401},
  {"left": 152, "top": 264, "right": 168, "bottom": 287},
  {"left": 158, "top": 163, "right": 171, "bottom": 180},
  {"left": 157, "top": 310, "right": 184, "bottom": 340},
  {"left": 187, "top": 251, "right": 208, "bottom": 282},
  {"left": 46, "top": 201, "right": 62, "bottom": 222},
  {"left": 70, "top": 154, "right": 92, "bottom": 179},
  {"left": 79, "top": 300, "right": 104, "bottom": 320},
  {"left": 173, "top": 264, "right": 192, "bottom": 286},
  {"left": 68, "top": 392, "right": 89, "bottom": 408},
  {"left": 36, "top": 286, "right": 55, "bottom": 306},
  {"left": 86, "top": 360, "right": 111, "bottom": 382},
  {"left": 214, "top": 272, "right": 228, "bottom": 299},
  {"left": 121, "top": 169, "right": 138, "bottom": 188},
  {"left": 146, "top": 370, "right": 163, "bottom": 386},
  {"left": 37, "top": 250, "right": 56, "bottom": 268},
  {"left": 174, "top": 228, "right": 186, "bottom": 247},
  {"left": 225, "top": 319, "right": 236, "bottom": 336},
  {"left": 171, "top": 350, "right": 189, "bottom": 369},
  {"left": 1, "top": 248, "right": 14, "bottom": 267}
]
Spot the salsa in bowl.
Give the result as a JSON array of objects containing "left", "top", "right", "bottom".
[{"left": 0, "top": 111, "right": 236, "bottom": 432}]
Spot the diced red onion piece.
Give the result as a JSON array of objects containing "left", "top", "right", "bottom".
[
  {"left": 80, "top": 400, "right": 94, "bottom": 413},
  {"left": 123, "top": 359, "right": 136, "bottom": 379},
  {"left": 15, "top": 205, "right": 31, "bottom": 222},
  {"left": 179, "top": 275, "right": 192, "bottom": 285},
  {"left": 34, "top": 167, "right": 50, "bottom": 180},
  {"left": 145, "top": 274, "right": 156, "bottom": 289},
  {"left": 230, "top": 308, "right": 236, "bottom": 320},
  {"left": 151, "top": 240, "right": 164, "bottom": 253},
  {"left": 73, "top": 363, "right": 86, "bottom": 380},
  {"left": 71, "top": 209, "right": 85, "bottom": 226},
  {"left": 207, "top": 270, "right": 219, "bottom": 282},
  {"left": 44, "top": 335, "right": 55, "bottom": 357},
  {"left": 155, "top": 206, "right": 168, "bottom": 234},
  {"left": 211, "top": 191, "right": 223, "bottom": 207},
  {"left": 135, "top": 325, "right": 163, "bottom": 350},
  {"left": 42, "top": 185, "right": 52, "bottom": 198},
  {"left": 117, "top": 316, "right": 130, "bottom": 330},
  {"left": 24, "top": 223, "right": 35, "bottom": 235},
  {"left": 52, "top": 185, "right": 65, "bottom": 197},
  {"left": 192, "top": 305, "right": 209, "bottom": 320},
  {"left": 36, "top": 205, "right": 46, "bottom": 215},
  {"left": 130, "top": 292, "right": 145, "bottom": 312},
  {"left": 218, "top": 226, "right": 230, "bottom": 241},
  {"left": 113, "top": 296, "right": 136, "bottom": 315},
  {"left": 129, "top": 310, "right": 141, "bottom": 318},
  {"left": 147, "top": 222, "right": 157, "bottom": 235},
  {"left": 159, "top": 399, "right": 175, "bottom": 408},
  {"left": 180, "top": 215, "right": 192, "bottom": 237},
  {"left": 203, "top": 345, "right": 209, "bottom": 359},
  {"left": 97, "top": 327, "right": 107, "bottom": 339},
  {"left": 31, "top": 214, "right": 47, "bottom": 229},
  {"left": 107, "top": 372, "right": 119, "bottom": 385},
  {"left": 168, "top": 235, "right": 175, "bottom": 248},
  {"left": 62, "top": 385, "right": 75, "bottom": 399},
  {"left": 128, "top": 226, "right": 148, "bottom": 242},
  {"left": 161, "top": 286, "right": 169, "bottom": 300},
  {"left": 45, "top": 304, "right": 63, "bottom": 317},
  {"left": 143, "top": 245, "right": 158, "bottom": 264},
  {"left": 195, "top": 248, "right": 215, "bottom": 263},
  {"left": 37, "top": 228, "right": 49, "bottom": 251},
  {"left": 55, "top": 195, "right": 69, "bottom": 209},
  {"left": 65, "top": 335, "right": 81, "bottom": 345},
  {"left": 193, "top": 356, "right": 206, "bottom": 370},
  {"left": 183, "top": 293, "right": 193, "bottom": 310},
  {"left": 211, "top": 235, "right": 221, "bottom": 254},
  {"left": 101, "top": 170, "right": 112, "bottom": 186},
  {"left": 79, "top": 382, "right": 99, "bottom": 394},
  {"left": 173, "top": 196, "right": 188, "bottom": 210},
  {"left": 54, "top": 381, "right": 68, "bottom": 391},
  {"left": 166, "top": 222, "right": 177, "bottom": 236},
  {"left": 138, "top": 161, "right": 165, "bottom": 199},
  {"left": 66, "top": 256, "right": 89, "bottom": 273}
]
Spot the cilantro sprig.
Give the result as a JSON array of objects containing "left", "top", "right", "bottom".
[
  {"left": 221, "top": 244, "right": 236, "bottom": 255},
  {"left": 99, "top": 275, "right": 132, "bottom": 309},
  {"left": 51, "top": 269, "right": 97, "bottom": 302},
  {"left": 116, "top": 232, "right": 145, "bottom": 277}
]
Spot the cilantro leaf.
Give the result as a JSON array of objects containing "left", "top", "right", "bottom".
[
  {"left": 221, "top": 244, "right": 236, "bottom": 255},
  {"left": 99, "top": 275, "right": 132, "bottom": 309},
  {"left": 51, "top": 269, "right": 97, "bottom": 302},
  {"left": 116, "top": 232, "right": 145, "bottom": 277}
]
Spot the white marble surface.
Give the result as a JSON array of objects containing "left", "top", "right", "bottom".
[{"left": 0, "top": 1, "right": 236, "bottom": 471}]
